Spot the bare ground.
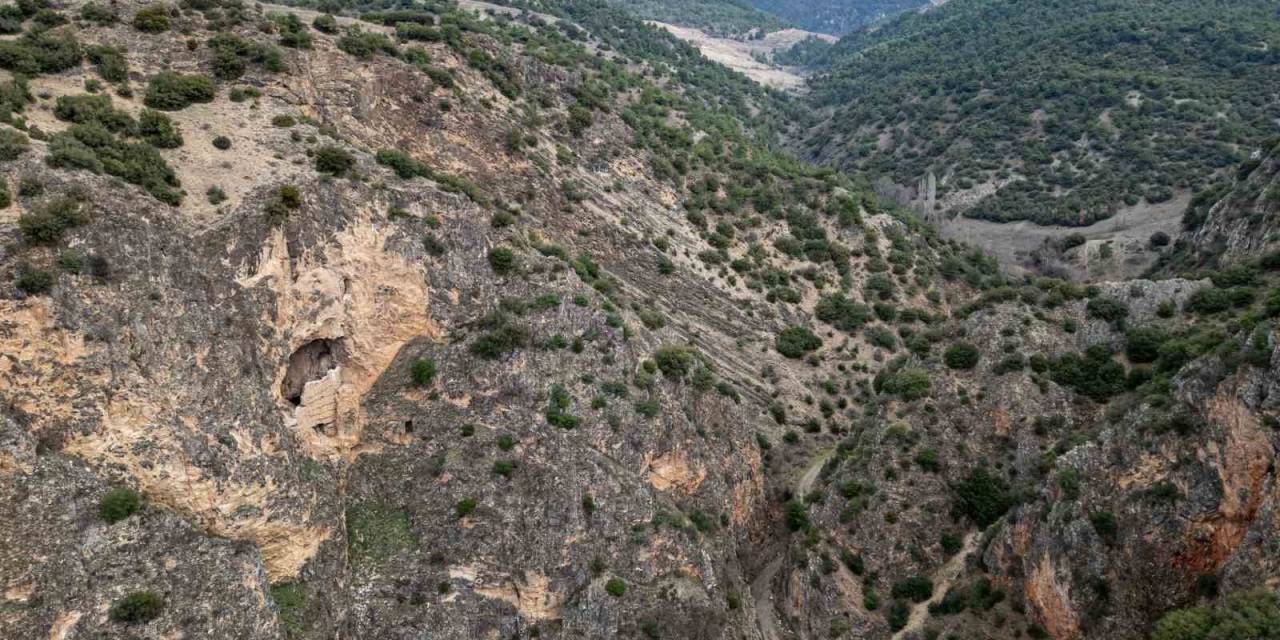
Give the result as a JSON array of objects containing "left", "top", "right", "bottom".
[
  {"left": 938, "top": 193, "right": 1190, "bottom": 281},
  {"left": 648, "top": 22, "right": 835, "bottom": 92}
]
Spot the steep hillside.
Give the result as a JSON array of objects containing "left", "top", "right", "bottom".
[
  {"left": 610, "top": 0, "right": 788, "bottom": 38},
  {"left": 1157, "top": 142, "right": 1280, "bottom": 272},
  {"left": 750, "top": 0, "right": 932, "bottom": 35},
  {"left": 801, "top": 0, "right": 1280, "bottom": 226},
  {"left": 2, "top": 1, "right": 1280, "bottom": 640}
]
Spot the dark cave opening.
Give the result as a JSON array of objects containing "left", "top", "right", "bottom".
[{"left": 280, "top": 338, "right": 345, "bottom": 406}]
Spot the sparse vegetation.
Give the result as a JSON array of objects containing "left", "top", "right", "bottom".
[{"left": 346, "top": 503, "right": 415, "bottom": 568}]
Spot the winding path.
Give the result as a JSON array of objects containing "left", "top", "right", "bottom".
[
  {"left": 891, "top": 531, "right": 981, "bottom": 640},
  {"left": 750, "top": 450, "right": 834, "bottom": 640}
]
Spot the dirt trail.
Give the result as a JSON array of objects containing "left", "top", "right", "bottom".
[
  {"left": 750, "top": 450, "right": 835, "bottom": 640},
  {"left": 891, "top": 530, "right": 981, "bottom": 640}
]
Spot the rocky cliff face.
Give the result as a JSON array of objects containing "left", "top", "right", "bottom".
[
  {"left": 1174, "top": 144, "right": 1280, "bottom": 270},
  {"left": 1, "top": 1, "right": 1277, "bottom": 640}
]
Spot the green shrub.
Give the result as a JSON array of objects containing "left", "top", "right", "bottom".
[
  {"left": 887, "top": 599, "right": 910, "bottom": 632},
  {"left": 100, "top": 487, "right": 142, "bottom": 523},
  {"left": 784, "top": 500, "right": 809, "bottom": 532},
  {"left": 455, "top": 498, "right": 477, "bottom": 518},
  {"left": 0, "top": 31, "right": 83, "bottom": 75},
  {"left": 80, "top": 2, "right": 117, "bottom": 23},
  {"left": 109, "top": 591, "right": 165, "bottom": 623},
  {"left": 1185, "top": 287, "right": 1235, "bottom": 314},
  {"left": 944, "top": 343, "right": 980, "bottom": 370},
  {"left": 492, "top": 459, "right": 516, "bottom": 478},
  {"left": 1089, "top": 511, "right": 1117, "bottom": 539},
  {"left": 1086, "top": 296, "right": 1129, "bottom": 324},
  {"left": 375, "top": 148, "right": 425, "bottom": 178},
  {"left": 15, "top": 266, "right": 54, "bottom": 294},
  {"left": 653, "top": 345, "right": 700, "bottom": 380},
  {"left": 0, "top": 127, "right": 29, "bottom": 160},
  {"left": 1151, "top": 589, "right": 1280, "bottom": 640},
  {"left": 18, "top": 195, "right": 89, "bottom": 244},
  {"left": 891, "top": 576, "right": 934, "bottom": 603},
  {"left": 422, "top": 234, "right": 446, "bottom": 257},
  {"left": 488, "top": 247, "right": 516, "bottom": 274},
  {"left": 815, "top": 294, "right": 871, "bottom": 331},
  {"left": 208, "top": 32, "right": 282, "bottom": 79},
  {"left": 915, "top": 448, "right": 940, "bottom": 472},
  {"left": 410, "top": 358, "right": 436, "bottom": 386},
  {"left": 313, "top": 13, "right": 338, "bottom": 33},
  {"left": 879, "top": 367, "right": 931, "bottom": 401},
  {"left": 470, "top": 316, "right": 529, "bottom": 359},
  {"left": 992, "top": 355, "right": 1025, "bottom": 375},
  {"left": 0, "top": 179, "right": 8, "bottom": 209},
  {"left": 1125, "top": 326, "right": 1168, "bottom": 364},
  {"left": 866, "top": 326, "right": 897, "bottom": 350},
  {"left": 313, "top": 145, "right": 354, "bottom": 175},
  {"left": 86, "top": 44, "right": 128, "bottom": 82},
  {"left": 53, "top": 94, "right": 133, "bottom": 131},
  {"left": 776, "top": 326, "right": 821, "bottom": 358},
  {"left": 1057, "top": 469, "right": 1081, "bottom": 500},
  {"left": 46, "top": 124, "right": 181, "bottom": 204},
  {"left": 952, "top": 468, "right": 1013, "bottom": 527},
  {"left": 1049, "top": 345, "right": 1125, "bottom": 402},
  {"left": 132, "top": 5, "right": 171, "bottom": 33},
  {"left": 605, "top": 577, "right": 626, "bottom": 597},
  {"left": 337, "top": 28, "right": 397, "bottom": 59},
  {"left": 271, "top": 12, "right": 312, "bottom": 49},
  {"left": 264, "top": 185, "right": 302, "bottom": 224},
  {"left": 144, "top": 72, "right": 214, "bottom": 110},
  {"left": 138, "top": 109, "right": 182, "bottom": 148},
  {"left": 546, "top": 384, "right": 580, "bottom": 428},
  {"left": 940, "top": 532, "right": 962, "bottom": 555},
  {"left": 212, "top": 135, "right": 231, "bottom": 150}
]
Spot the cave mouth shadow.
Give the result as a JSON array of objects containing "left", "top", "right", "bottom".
[{"left": 281, "top": 338, "right": 346, "bottom": 407}]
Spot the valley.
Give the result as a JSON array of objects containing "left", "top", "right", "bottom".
[{"left": 0, "top": 0, "right": 1277, "bottom": 640}]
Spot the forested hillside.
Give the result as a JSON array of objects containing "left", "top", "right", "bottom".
[
  {"left": 610, "top": 0, "right": 788, "bottom": 37},
  {"left": 749, "top": 0, "right": 930, "bottom": 34},
  {"left": 801, "top": 0, "right": 1280, "bottom": 226}
]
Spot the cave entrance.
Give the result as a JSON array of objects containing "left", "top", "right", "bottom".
[{"left": 281, "top": 338, "right": 345, "bottom": 406}]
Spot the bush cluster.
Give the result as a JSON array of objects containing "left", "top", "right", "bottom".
[
  {"left": 775, "top": 326, "right": 821, "bottom": 358},
  {"left": 110, "top": 591, "right": 165, "bottom": 623},
  {"left": 144, "top": 72, "right": 215, "bottom": 111}
]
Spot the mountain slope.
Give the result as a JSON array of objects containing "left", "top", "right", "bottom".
[
  {"left": 750, "top": 0, "right": 932, "bottom": 35},
  {"left": 801, "top": 0, "right": 1280, "bottom": 226},
  {"left": 2, "top": 1, "right": 1280, "bottom": 639},
  {"left": 610, "top": 0, "right": 789, "bottom": 37}
]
